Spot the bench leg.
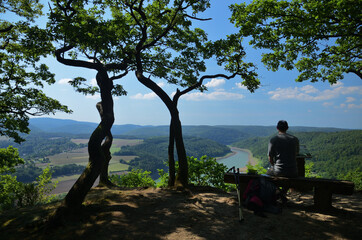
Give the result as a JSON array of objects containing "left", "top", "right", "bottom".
[{"left": 314, "top": 186, "right": 332, "bottom": 210}]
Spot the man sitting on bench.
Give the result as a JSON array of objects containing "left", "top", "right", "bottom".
[{"left": 267, "top": 120, "right": 299, "bottom": 202}]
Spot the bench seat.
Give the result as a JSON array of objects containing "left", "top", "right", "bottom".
[{"left": 224, "top": 172, "right": 355, "bottom": 210}]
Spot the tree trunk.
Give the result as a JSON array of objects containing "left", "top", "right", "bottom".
[
  {"left": 99, "top": 134, "right": 114, "bottom": 186},
  {"left": 168, "top": 120, "right": 176, "bottom": 187},
  {"left": 172, "top": 114, "right": 188, "bottom": 187},
  {"left": 98, "top": 102, "right": 115, "bottom": 187},
  {"left": 136, "top": 72, "right": 188, "bottom": 187},
  {"left": 63, "top": 113, "right": 105, "bottom": 208},
  {"left": 64, "top": 71, "right": 114, "bottom": 208}
]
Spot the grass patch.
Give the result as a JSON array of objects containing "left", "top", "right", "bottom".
[
  {"left": 71, "top": 139, "right": 88, "bottom": 145},
  {"left": 52, "top": 174, "right": 81, "bottom": 182},
  {"left": 108, "top": 163, "right": 128, "bottom": 172},
  {"left": 110, "top": 147, "right": 121, "bottom": 154}
]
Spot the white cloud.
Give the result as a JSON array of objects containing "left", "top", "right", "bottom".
[
  {"left": 130, "top": 92, "right": 157, "bottom": 100},
  {"left": 129, "top": 82, "right": 166, "bottom": 100},
  {"left": 322, "top": 102, "right": 333, "bottom": 107},
  {"left": 235, "top": 83, "right": 248, "bottom": 90},
  {"left": 268, "top": 83, "right": 362, "bottom": 101},
  {"left": 205, "top": 78, "right": 225, "bottom": 88},
  {"left": 345, "top": 97, "right": 356, "bottom": 103},
  {"left": 347, "top": 103, "right": 362, "bottom": 109},
  {"left": 58, "top": 78, "right": 72, "bottom": 85},
  {"left": 182, "top": 90, "right": 244, "bottom": 101},
  {"left": 300, "top": 85, "right": 318, "bottom": 94}
]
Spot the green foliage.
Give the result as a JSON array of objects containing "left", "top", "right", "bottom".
[
  {"left": 338, "top": 168, "right": 362, "bottom": 191},
  {"left": 178, "top": 156, "right": 234, "bottom": 191},
  {"left": 116, "top": 136, "right": 231, "bottom": 178},
  {"left": 0, "top": 175, "right": 21, "bottom": 210},
  {"left": 1, "top": 165, "right": 57, "bottom": 211},
  {"left": 0, "top": 0, "right": 70, "bottom": 143},
  {"left": 230, "top": 0, "right": 362, "bottom": 83},
  {"left": 305, "top": 162, "right": 320, "bottom": 178},
  {"left": 0, "top": 146, "right": 24, "bottom": 173},
  {"left": 109, "top": 169, "right": 156, "bottom": 188},
  {"left": 139, "top": 155, "right": 235, "bottom": 191},
  {"left": 15, "top": 165, "right": 57, "bottom": 208},
  {"left": 246, "top": 162, "right": 267, "bottom": 175},
  {"left": 12, "top": 163, "right": 85, "bottom": 183},
  {"left": 1, "top": 145, "right": 57, "bottom": 211},
  {"left": 0, "top": 136, "right": 83, "bottom": 159},
  {"left": 156, "top": 168, "right": 169, "bottom": 188},
  {"left": 33, "top": 166, "right": 57, "bottom": 203},
  {"left": 14, "top": 164, "right": 42, "bottom": 183},
  {"left": 186, "top": 156, "right": 226, "bottom": 189},
  {"left": 51, "top": 164, "right": 85, "bottom": 177}
]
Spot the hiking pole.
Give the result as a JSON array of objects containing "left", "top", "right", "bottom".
[{"left": 228, "top": 166, "right": 244, "bottom": 222}]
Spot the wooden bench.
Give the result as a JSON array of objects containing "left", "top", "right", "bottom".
[{"left": 224, "top": 172, "right": 355, "bottom": 211}]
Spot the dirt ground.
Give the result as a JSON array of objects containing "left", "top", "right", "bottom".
[{"left": 1, "top": 186, "right": 361, "bottom": 240}]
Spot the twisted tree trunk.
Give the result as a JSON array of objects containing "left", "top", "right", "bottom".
[
  {"left": 64, "top": 70, "right": 114, "bottom": 208},
  {"left": 97, "top": 102, "right": 115, "bottom": 187}
]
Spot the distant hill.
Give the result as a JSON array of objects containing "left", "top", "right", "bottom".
[
  {"left": 29, "top": 118, "right": 144, "bottom": 135},
  {"left": 29, "top": 118, "right": 351, "bottom": 144}
]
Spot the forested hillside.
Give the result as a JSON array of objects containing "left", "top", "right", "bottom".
[
  {"left": 232, "top": 130, "right": 362, "bottom": 179},
  {"left": 0, "top": 135, "right": 85, "bottom": 159},
  {"left": 28, "top": 118, "right": 348, "bottom": 145},
  {"left": 2, "top": 119, "right": 360, "bottom": 183},
  {"left": 115, "top": 136, "right": 231, "bottom": 178}
]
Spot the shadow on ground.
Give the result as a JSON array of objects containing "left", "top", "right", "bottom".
[{"left": 0, "top": 187, "right": 361, "bottom": 240}]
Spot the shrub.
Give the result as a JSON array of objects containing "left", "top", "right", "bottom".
[
  {"left": 109, "top": 169, "right": 156, "bottom": 188},
  {"left": 0, "top": 166, "right": 57, "bottom": 211},
  {"left": 178, "top": 155, "right": 234, "bottom": 191},
  {"left": 338, "top": 168, "right": 362, "bottom": 191},
  {"left": 246, "top": 162, "right": 267, "bottom": 174}
]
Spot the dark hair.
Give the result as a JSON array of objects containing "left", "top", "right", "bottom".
[{"left": 277, "top": 120, "right": 288, "bottom": 132}]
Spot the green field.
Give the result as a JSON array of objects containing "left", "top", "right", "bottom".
[
  {"left": 46, "top": 138, "right": 142, "bottom": 189},
  {"left": 47, "top": 138, "right": 142, "bottom": 167}
]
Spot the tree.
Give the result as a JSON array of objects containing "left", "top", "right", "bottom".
[
  {"left": 110, "top": 0, "right": 259, "bottom": 187},
  {"left": 48, "top": 0, "right": 130, "bottom": 208},
  {"left": 166, "top": 35, "right": 259, "bottom": 186},
  {"left": 0, "top": 0, "right": 70, "bottom": 143},
  {"left": 230, "top": 0, "right": 361, "bottom": 83}
]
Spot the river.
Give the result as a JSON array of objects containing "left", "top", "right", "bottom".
[{"left": 216, "top": 147, "right": 250, "bottom": 170}]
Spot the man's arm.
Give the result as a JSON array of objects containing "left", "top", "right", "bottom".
[
  {"left": 268, "top": 156, "right": 274, "bottom": 165},
  {"left": 295, "top": 137, "right": 300, "bottom": 155},
  {"left": 268, "top": 141, "right": 274, "bottom": 165}
]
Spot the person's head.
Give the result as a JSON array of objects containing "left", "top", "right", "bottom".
[{"left": 277, "top": 120, "right": 288, "bottom": 132}]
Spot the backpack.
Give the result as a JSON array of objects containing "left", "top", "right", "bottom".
[{"left": 243, "top": 177, "right": 281, "bottom": 216}]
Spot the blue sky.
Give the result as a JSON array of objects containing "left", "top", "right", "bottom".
[{"left": 34, "top": 1, "right": 362, "bottom": 129}]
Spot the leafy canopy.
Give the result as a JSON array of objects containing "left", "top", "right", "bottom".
[
  {"left": 1, "top": 0, "right": 70, "bottom": 143},
  {"left": 230, "top": 0, "right": 362, "bottom": 83}
]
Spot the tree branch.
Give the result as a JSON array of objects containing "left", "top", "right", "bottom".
[
  {"left": 347, "top": 68, "right": 362, "bottom": 79},
  {"left": 184, "top": 14, "right": 211, "bottom": 21},
  {"left": 55, "top": 46, "right": 99, "bottom": 70},
  {"left": 173, "top": 72, "right": 238, "bottom": 104},
  {"left": 0, "top": 25, "right": 14, "bottom": 33},
  {"left": 110, "top": 69, "right": 128, "bottom": 81}
]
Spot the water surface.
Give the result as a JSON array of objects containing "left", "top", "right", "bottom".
[{"left": 217, "top": 147, "right": 249, "bottom": 170}]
